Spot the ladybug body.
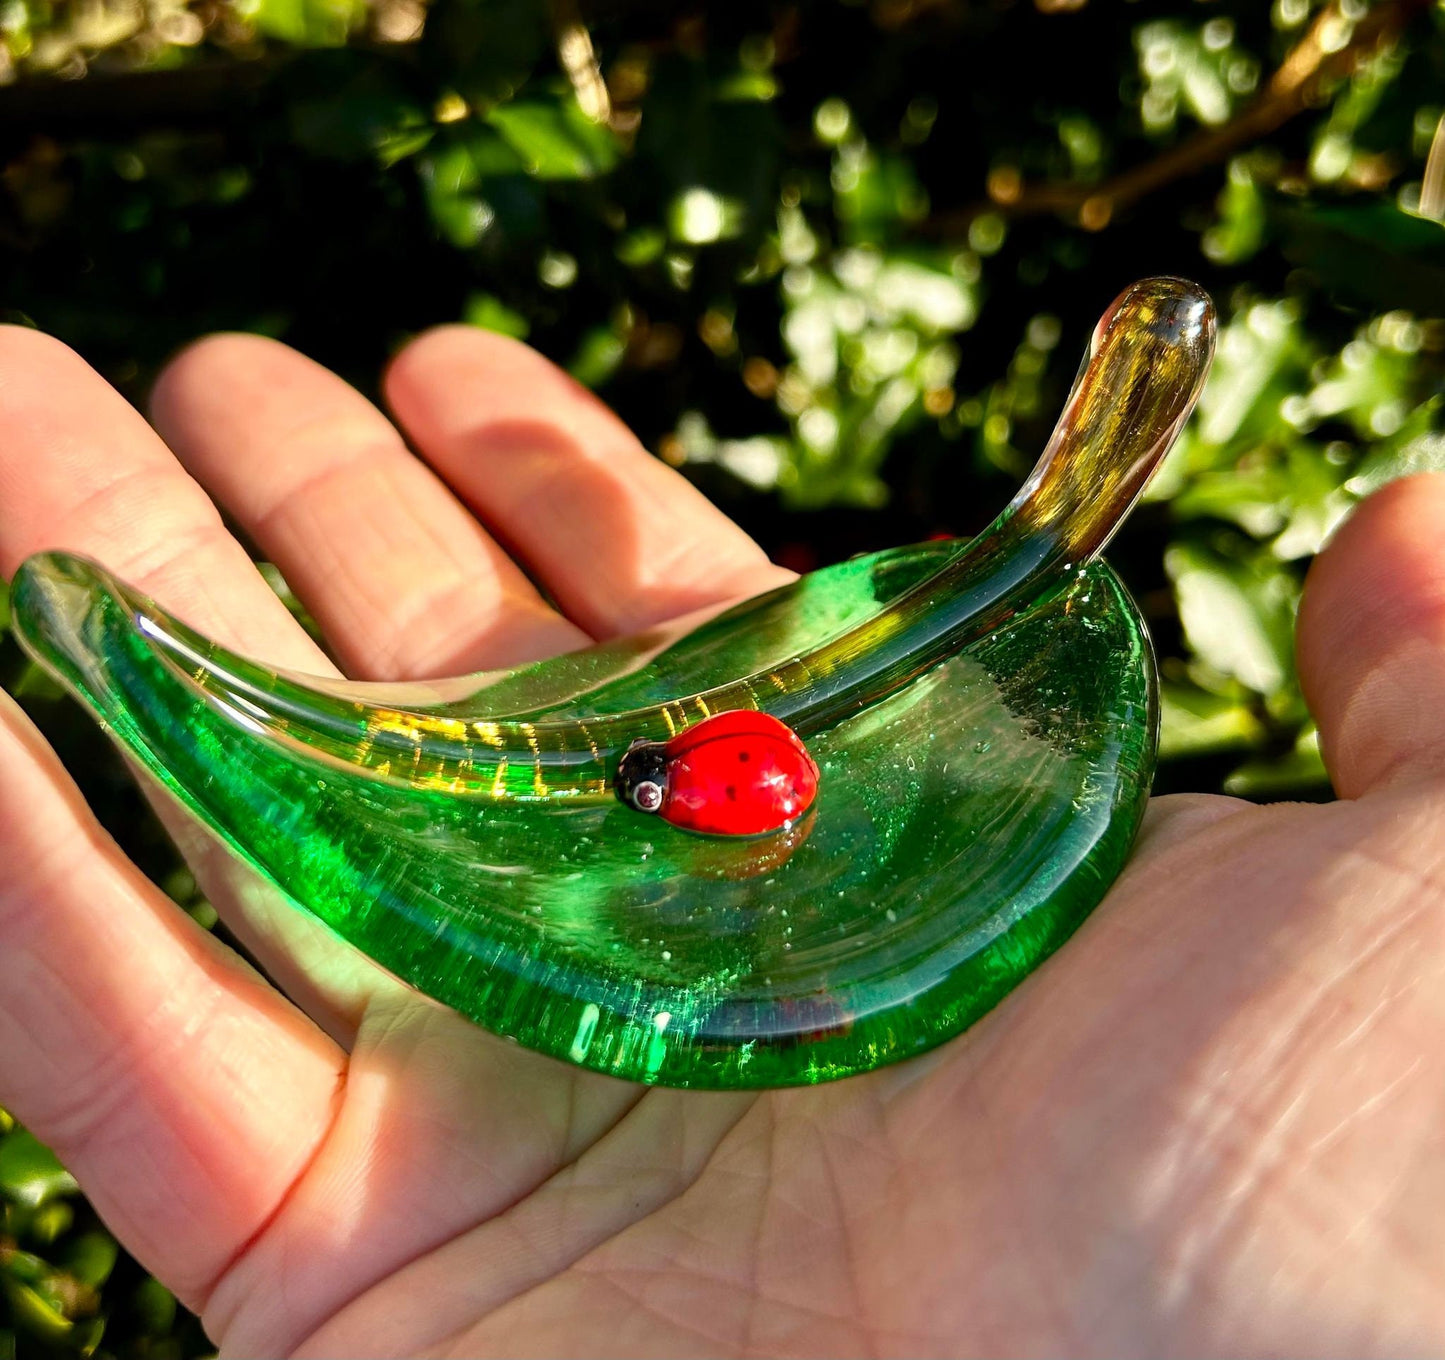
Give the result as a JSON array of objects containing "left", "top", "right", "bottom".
[{"left": 616, "top": 710, "right": 820, "bottom": 837}]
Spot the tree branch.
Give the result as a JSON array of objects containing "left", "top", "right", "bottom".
[
  {"left": 924, "top": 0, "right": 1431, "bottom": 235},
  {"left": 0, "top": 58, "right": 297, "bottom": 140}
]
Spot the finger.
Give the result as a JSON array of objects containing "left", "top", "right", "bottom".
[
  {"left": 0, "top": 327, "right": 327, "bottom": 673},
  {"left": 150, "top": 334, "right": 586, "bottom": 680},
  {"left": 0, "top": 326, "right": 397, "bottom": 1028},
  {"left": 1298, "top": 472, "right": 1445, "bottom": 799},
  {"left": 1134, "top": 791, "right": 1252, "bottom": 858},
  {"left": 383, "top": 326, "right": 793, "bottom": 638},
  {"left": 0, "top": 327, "right": 345, "bottom": 1297},
  {"left": 0, "top": 692, "right": 344, "bottom": 1306}
]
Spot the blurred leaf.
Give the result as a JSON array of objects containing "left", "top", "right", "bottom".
[
  {"left": 9, "top": 660, "right": 64, "bottom": 700},
  {"left": 1158, "top": 681, "right": 1264, "bottom": 759},
  {"left": 2, "top": 1252, "right": 50, "bottom": 1288},
  {"left": 62, "top": 1235, "right": 118, "bottom": 1292},
  {"left": 419, "top": 124, "right": 541, "bottom": 245},
  {"left": 28, "top": 1202, "right": 74, "bottom": 1246},
  {"left": 1189, "top": 299, "right": 1309, "bottom": 454},
  {"left": 635, "top": 58, "right": 781, "bottom": 240},
  {"left": 244, "top": 0, "right": 364, "bottom": 45},
  {"left": 1274, "top": 200, "right": 1445, "bottom": 313},
  {"left": 0, "top": 1129, "right": 78, "bottom": 1210},
  {"left": 1225, "top": 733, "right": 1331, "bottom": 798},
  {"left": 1166, "top": 541, "right": 1297, "bottom": 698},
  {"left": 668, "top": 187, "right": 745, "bottom": 244},
  {"left": 486, "top": 98, "right": 616, "bottom": 180},
  {"left": 568, "top": 325, "right": 624, "bottom": 387},
  {"left": 463, "top": 292, "right": 529, "bottom": 337},
  {"left": 835, "top": 148, "right": 929, "bottom": 245},
  {"left": 286, "top": 57, "right": 430, "bottom": 163},
  {"left": 1350, "top": 403, "right": 1445, "bottom": 494},
  {"left": 1202, "top": 158, "right": 1267, "bottom": 265},
  {"left": 616, "top": 227, "right": 665, "bottom": 265},
  {"left": 132, "top": 1277, "right": 178, "bottom": 1336},
  {"left": 0, "top": 1277, "right": 74, "bottom": 1346},
  {"left": 423, "top": 0, "right": 547, "bottom": 104}
]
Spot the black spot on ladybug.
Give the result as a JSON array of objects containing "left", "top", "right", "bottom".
[
  {"left": 726, "top": 786, "right": 738, "bottom": 800},
  {"left": 738, "top": 752, "right": 750, "bottom": 762}
]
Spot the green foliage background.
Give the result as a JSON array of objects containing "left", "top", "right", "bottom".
[{"left": 2, "top": 0, "right": 1445, "bottom": 1352}]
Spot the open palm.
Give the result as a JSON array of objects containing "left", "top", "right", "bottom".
[{"left": 2, "top": 324, "right": 1443, "bottom": 1358}]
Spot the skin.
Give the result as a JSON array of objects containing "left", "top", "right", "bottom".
[{"left": 0, "top": 325, "right": 1443, "bottom": 1359}]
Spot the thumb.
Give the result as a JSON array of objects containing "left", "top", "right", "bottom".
[{"left": 1298, "top": 472, "right": 1445, "bottom": 799}]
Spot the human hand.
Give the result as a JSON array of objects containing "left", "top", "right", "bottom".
[{"left": 1, "top": 324, "right": 1443, "bottom": 1357}]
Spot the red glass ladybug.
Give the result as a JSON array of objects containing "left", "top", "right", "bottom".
[{"left": 615, "top": 710, "right": 820, "bottom": 836}]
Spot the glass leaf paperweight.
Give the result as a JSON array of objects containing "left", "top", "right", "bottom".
[{"left": 9, "top": 277, "right": 1215, "bottom": 1089}]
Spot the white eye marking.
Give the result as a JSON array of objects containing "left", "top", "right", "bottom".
[{"left": 632, "top": 780, "right": 664, "bottom": 813}]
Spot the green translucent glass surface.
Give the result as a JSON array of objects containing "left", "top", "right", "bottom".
[{"left": 8, "top": 277, "right": 1216, "bottom": 1088}]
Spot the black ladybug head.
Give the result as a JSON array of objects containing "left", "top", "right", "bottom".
[{"left": 615, "top": 739, "right": 670, "bottom": 815}]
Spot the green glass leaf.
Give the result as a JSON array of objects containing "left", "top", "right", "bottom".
[
  {"left": 10, "top": 281, "right": 1214, "bottom": 1089},
  {"left": 616, "top": 227, "right": 666, "bottom": 265},
  {"left": 12, "top": 549, "right": 1158, "bottom": 1089}
]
